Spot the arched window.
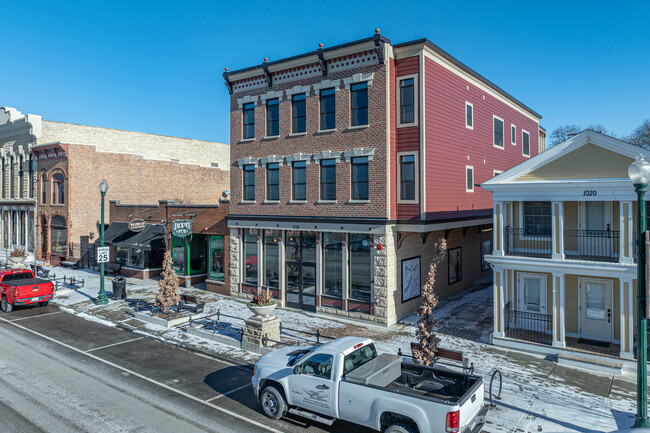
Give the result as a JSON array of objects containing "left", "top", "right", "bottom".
[
  {"left": 52, "top": 173, "right": 65, "bottom": 204},
  {"left": 41, "top": 173, "right": 47, "bottom": 204},
  {"left": 51, "top": 215, "right": 68, "bottom": 256},
  {"left": 28, "top": 155, "right": 33, "bottom": 198},
  {"left": 10, "top": 156, "right": 15, "bottom": 198}
]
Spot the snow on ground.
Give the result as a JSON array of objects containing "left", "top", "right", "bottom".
[{"left": 41, "top": 264, "right": 642, "bottom": 433}]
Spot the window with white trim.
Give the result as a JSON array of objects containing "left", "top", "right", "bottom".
[
  {"left": 292, "top": 161, "right": 307, "bottom": 201},
  {"left": 397, "top": 152, "right": 418, "bottom": 203},
  {"left": 266, "top": 163, "right": 279, "bottom": 201},
  {"left": 493, "top": 116, "right": 504, "bottom": 148},
  {"left": 350, "top": 82, "right": 368, "bottom": 126},
  {"left": 320, "top": 88, "right": 336, "bottom": 130},
  {"left": 320, "top": 159, "right": 336, "bottom": 201},
  {"left": 292, "top": 94, "right": 306, "bottom": 133},
  {"left": 398, "top": 75, "right": 417, "bottom": 127},
  {"left": 522, "top": 130, "right": 530, "bottom": 157},
  {"left": 266, "top": 98, "right": 279, "bottom": 137},
  {"left": 243, "top": 103, "right": 255, "bottom": 139},
  {"left": 523, "top": 201, "right": 551, "bottom": 236},
  {"left": 466, "top": 166, "right": 474, "bottom": 192},
  {"left": 493, "top": 170, "right": 503, "bottom": 177},
  {"left": 351, "top": 157, "right": 369, "bottom": 200},
  {"left": 465, "top": 102, "right": 473, "bottom": 129},
  {"left": 511, "top": 124, "right": 516, "bottom": 145},
  {"left": 243, "top": 164, "right": 255, "bottom": 201}
]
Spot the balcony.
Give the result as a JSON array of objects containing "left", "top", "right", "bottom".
[{"left": 503, "top": 226, "right": 620, "bottom": 262}]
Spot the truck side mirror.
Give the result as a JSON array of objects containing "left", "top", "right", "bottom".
[{"left": 293, "top": 365, "right": 301, "bottom": 375}]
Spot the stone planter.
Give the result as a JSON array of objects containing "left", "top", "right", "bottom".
[
  {"left": 9, "top": 256, "right": 25, "bottom": 265},
  {"left": 247, "top": 303, "right": 277, "bottom": 317}
]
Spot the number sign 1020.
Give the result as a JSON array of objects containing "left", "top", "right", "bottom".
[{"left": 583, "top": 190, "right": 597, "bottom": 196}]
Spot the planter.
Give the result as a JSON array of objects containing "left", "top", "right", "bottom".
[
  {"left": 247, "top": 303, "right": 277, "bottom": 317},
  {"left": 9, "top": 256, "right": 25, "bottom": 264}
]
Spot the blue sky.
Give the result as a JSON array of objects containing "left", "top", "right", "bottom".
[{"left": 2, "top": 1, "right": 648, "bottom": 143}]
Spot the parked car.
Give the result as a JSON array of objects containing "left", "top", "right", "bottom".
[
  {"left": 252, "top": 336, "right": 487, "bottom": 433},
  {"left": 0, "top": 269, "right": 54, "bottom": 312}
]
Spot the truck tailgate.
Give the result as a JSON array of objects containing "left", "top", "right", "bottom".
[
  {"left": 9, "top": 279, "right": 54, "bottom": 302},
  {"left": 459, "top": 378, "right": 485, "bottom": 432}
]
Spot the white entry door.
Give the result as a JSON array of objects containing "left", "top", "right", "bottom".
[
  {"left": 517, "top": 273, "right": 547, "bottom": 330},
  {"left": 580, "top": 278, "right": 613, "bottom": 342}
]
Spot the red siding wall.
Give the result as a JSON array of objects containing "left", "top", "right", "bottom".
[
  {"left": 394, "top": 55, "right": 421, "bottom": 220},
  {"left": 423, "top": 56, "right": 539, "bottom": 215}
]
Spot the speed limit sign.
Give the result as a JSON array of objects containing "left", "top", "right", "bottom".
[{"left": 97, "top": 246, "right": 110, "bottom": 263}]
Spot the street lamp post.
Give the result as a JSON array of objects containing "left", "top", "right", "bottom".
[
  {"left": 95, "top": 179, "right": 109, "bottom": 305},
  {"left": 629, "top": 154, "right": 650, "bottom": 428}
]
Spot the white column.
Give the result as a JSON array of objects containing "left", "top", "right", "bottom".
[
  {"left": 552, "top": 272, "right": 566, "bottom": 348},
  {"left": 620, "top": 278, "right": 635, "bottom": 359},
  {"left": 278, "top": 231, "right": 286, "bottom": 307},
  {"left": 620, "top": 201, "right": 634, "bottom": 264},
  {"left": 494, "top": 202, "right": 505, "bottom": 256},
  {"left": 25, "top": 211, "right": 30, "bottom": 253},
  {"left": 316, "top": 233, "right": 322, "bottom": 307},
  {"left": 492, "top": 267, "right": 505, "bottom": 339},
  {"left": 8, "top": 210, "right": 13, "bottom": 248},
  {"left": 342, "top": 233, "right": 349, "bottom": 310},
  {"left": 256, "top": 231, "right": 263, "bottom": 290},
  {"left": 552, "top": 202, "right": 564, "bottom": 260}
]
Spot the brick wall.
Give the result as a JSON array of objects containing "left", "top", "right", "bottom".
[
  {"left": 66, "top": 144, "right": 229, "bottom": 257},
  {"left": 230, "top": 63, "right": 389, "bottom": 219}
]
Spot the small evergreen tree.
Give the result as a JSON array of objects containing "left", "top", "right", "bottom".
[
  {"left": 155, "top": 251, "right": 180, "bottom": 313},
  {"left": 412, "top": 238, "right": 447, "bottom": 366}
]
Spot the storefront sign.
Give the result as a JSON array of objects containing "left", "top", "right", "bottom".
[
  {"left": 172, "top": 219, "right": 192, "bottom": 237},
  {"left": 128, "top": 219, "right": 146, "bottom": 232}
]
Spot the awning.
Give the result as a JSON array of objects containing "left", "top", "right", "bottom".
[{"left": 103, "top": 222, "right": 166, "bottom": 251}]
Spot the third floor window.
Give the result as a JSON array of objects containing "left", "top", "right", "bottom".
[
  {"left": 52, "top": 173, "right": 65, "bottom": 204},
  {"left": 320, "top": 159, "right": 336, "bottom": 201},
  {"left": 266, "top": 98, "right": 279, "bottom": 137},
  {"left": 351, "top": 156, "right": 369, "bottom": 200},
  {"left": 399, "top": 78, "right": 415, "bottom": 124},
  {"left": 292, "top": 94, "right": 306, "bottom": 133},
  {"left": 350, "top": 82, "right": 368, "bottom": 126},
  {"left": 320, "top": 88, "right": 336, "bottom": 130},
  {"left": 292, "top": 161, "right": 307, "bottom": 201},
  {"left": 400, "top": 155, "right": 416, "bottom": 200},
  {"left": 493, "top": 116, "right": 504, "bottom": 148},
  {"left": 266, "top": 163, "right": 279, "bottom": 201},
  {"left": 243, "top": 164, "right": 255, "bottom": 201},
  {"left": 243, "top": 103, "right": 255, "bottom": 139}
]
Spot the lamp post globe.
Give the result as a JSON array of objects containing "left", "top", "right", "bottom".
[
  {"left": 629, "top": 155, "right": 650, "bottom": 428},
  {"left": 95, "top": 179, "right": 109, "bottom": 305}
]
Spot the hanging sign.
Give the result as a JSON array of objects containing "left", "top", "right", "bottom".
[
  {"left": 128, "top": 219, "right": 146, "bottom": 232},
  {"left": 172, "top": 219, "right": 192, "bottom": 237}
]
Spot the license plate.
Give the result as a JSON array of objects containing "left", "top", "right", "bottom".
[{"left": 30, "top": 297, "right": 39, "bottom": 302}]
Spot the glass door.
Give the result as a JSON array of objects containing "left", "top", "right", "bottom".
[{"left": 285, "top": 231, "right": 316, "bottom": 311}]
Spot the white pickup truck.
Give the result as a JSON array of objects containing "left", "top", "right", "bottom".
[{"left": 252, "top": 336, "right": 488, "bottom": 433}]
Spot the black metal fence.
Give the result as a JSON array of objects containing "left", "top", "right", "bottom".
[
  {"left": 504, "top": 302, "right": 553, "bottom": 345},
  {"left": 188, "top": 309, "right": 245, "bottom": 341},
  {"left": 564, "top": 229, "right": 619, "bottom": 262},
  {"left": 503, "top": 227, "right": 552, "bottom": 258}
]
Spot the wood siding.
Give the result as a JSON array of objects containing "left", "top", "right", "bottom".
[{"left": 423, "top": 57, "right": 539, "bottom": 214}]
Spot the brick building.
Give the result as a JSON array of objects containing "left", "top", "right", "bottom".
[
  {"left": 108, "top": 200, "right": 230, "bottom": 291},
  {"left": 223, "top": 31, "right": 543, "bottom": 325},
  {"left": 0, "top": 109, "right": 232, "bottom": 267}
]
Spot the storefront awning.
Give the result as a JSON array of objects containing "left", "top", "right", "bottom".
[{"left": 103, "top": 222, "right": 166, "bottom": 251}]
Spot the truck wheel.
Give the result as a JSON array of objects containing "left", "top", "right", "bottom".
[
  {"left": 260, "top": 385, "right": 287, "bottom": 420},
  {"left": 385, "top": 423, "right": 415, "bottom": 433},
  {"left": 1, "top": 296, "right": 13, "bottom": 313},
  {"left": 39, "top": 301, "right": 49, "bottom": 307}
]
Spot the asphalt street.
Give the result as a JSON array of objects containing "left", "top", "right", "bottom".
[{"left": 0, "top": 304, "right": 374, "bottom": 433}]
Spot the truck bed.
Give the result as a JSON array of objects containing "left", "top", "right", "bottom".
[{"left": 2, "top": 278, "right": 52, "bottom": 287}]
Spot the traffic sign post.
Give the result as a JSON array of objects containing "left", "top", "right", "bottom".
[{"left": 97, "top": 246, "right": 110, "bottom": 264}]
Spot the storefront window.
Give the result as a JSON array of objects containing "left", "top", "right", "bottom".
[
  {"left": 51, "top": 215, "right": 67, "bottom": 255},
  {"left": 323, "top": 232, "right": 343, "bottom": 299},
  {"left": 209, "top": 235, "right": 225, "bottom": 281},
  {"left": 263, "top": 230, "right": 280, "bottom": 288},
  {"left": 349, "top": 233, "right": 372, "bottom": 303},
  {"left": 243, "top": 230, "right": 258, "bottom": 286},
  {"left": 115, "top": 245, "right": 129, "bottom": 264},
  {"left": 115, "top": 245, "right": 163, "bottom": 269},
  {"left": 172, "top": 236, "right": 185, "bottom": 274},
  {"left": 129, "top": 248, "right": 144, "bottom": 267}
]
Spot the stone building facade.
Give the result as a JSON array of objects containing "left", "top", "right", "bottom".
[
  {"left": 224, "top": 32, "right": 543, "bottom": 325},
  {"left": 0, "top": 107, "right": 231, "bottom": 265}
]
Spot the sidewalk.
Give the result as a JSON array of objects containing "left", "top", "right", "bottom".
[{"left": 41, "top": 265, "right": 642, "bottom": 432}]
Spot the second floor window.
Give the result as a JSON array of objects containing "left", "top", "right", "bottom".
[
  {"left": 243, "top": 164, "right": 255, "bottom": 201},
  {"left": 266, "top": 98, "right": 279, "bottom": 136},
  {"left": 351, "top": 157, "right": 369, "bottom": 200},
  {"left": 292, "top": 161, "right": 307, "bottom": 201},
  {"left": 350, "top": 82, "right": 368, "bottom": 126},
  {"left": 399, "top": 78, "right": 415, "bottom": 124},
  {"left": 41, "top": 173, "right": 46, "bottom": 204},
  {"left": 320, "top": 159, "right": 336, "bottom": 201},
  {"left": 320, "top": 88, "right": 336, "bottom": 130},
  {"left": 292, "top": 94, "right": 306, "bottom": 133},
  {"left": 523, "top": 131, "right": 530, "bottom": 157},
  {"left": 511, "top": 125, "right": 516, "bottom": 145},
  {"left": 243, "top": 103, "right": 255, "bottom": 139},
  {"left": 266, "top": 163, "right": 279, "bottom": 201},
  {"left": 52, "top": 173, "right": 65, "bottom": 204},
  {"left": 466, "top": 102, "right": 473, "bottom": 129},
  {"left": 466, "top": 166, "right": 474, "bottom": 192},
  {"left": 493, "top": 117, "right": 504, "bottom": 148},
  {"left": 400, "top": 155, "right": 416, "bottom": 200},
  {"left": 524, "top": 201, "right": 551, "bottom": 236}
]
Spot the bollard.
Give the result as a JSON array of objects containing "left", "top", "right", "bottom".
[{"left": 316, "top": 329, "right": 321, "bottom": 344}]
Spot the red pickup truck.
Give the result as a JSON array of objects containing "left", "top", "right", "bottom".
[{"left": 0, "top": 269, "right": 54, "bottom": 312}]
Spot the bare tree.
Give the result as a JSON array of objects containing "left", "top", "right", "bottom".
[
  {"left": 412, "top": 238, "right": 447, "bottom": 367},
  {"left": 586, "top": 124, "right": 613, "bottom": 136},
  {"left": 549, "top": 124, "right": 581, "bottom": 146},
  {"left": 628, "top": 119, "right": 650, "bottom": 150}
]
